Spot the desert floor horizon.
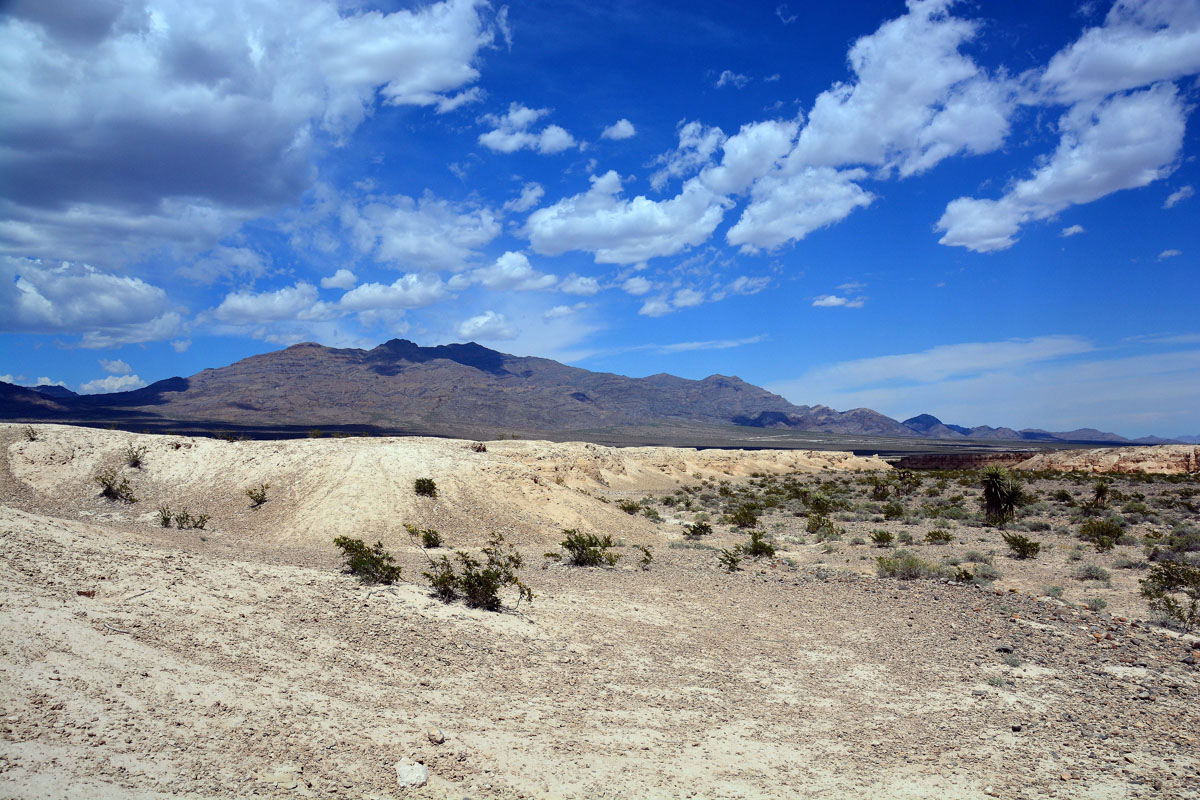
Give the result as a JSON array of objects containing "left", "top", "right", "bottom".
[{"left": 1, "top": 423, "right": 1198, "bottom": 799}]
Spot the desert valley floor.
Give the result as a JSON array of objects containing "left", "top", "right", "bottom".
[{"left": 1, "top": 424, "right": 1198, "bottom": 799}]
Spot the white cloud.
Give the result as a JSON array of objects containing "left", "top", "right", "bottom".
[
  {"left": 1039, "top": 1, "right": 1200, "bottom": 103},
  {"left": 601, "top": 119, "right": 636, "bottom": 140},
  {"left": 320, "top": 269, "right": 357, "bottom": 290},
  {"left": 560, "top": 275, "right": 600, "bottom": 296},
  {"left": 339, "top": 273, "right": 449, "bottom": 311},
  {"left": 478, "top": 103, "right": 578, "bottom": 154},
  {"left": 812, "top": 294, "right": 864, "bottom": 308},
  {"left": 0, "top": 374, "right": 15, "bottom": 384},
  {"left": 1060, "top": 224, "right": 1086, "bottom": 237},
  {"left": 776, "top": 5, "right": 797, "bottom": 25},
  {"left": 711, "top": 275, "right": 771, "bottom": 300},
  {"left": 457, "top": 310, "right": 516, "bottom": 340},
  {"left": 99, "top": 358, "right": 132, "bottom": 376},
  {"left": 171, "top": 339, "right": 191, "bottom": 353},
  {"left": 179, "top": 246, "right": 271, "bottom": 284},
  {"left": 1158, "top": 249, "right": 1182, "bottom": 261},
  {"left": 700, "top": 119, "right": 800, "bottom": 196},
  {"left": 621, "top": 276, "right": 653, "bottom": 296},
  {"left": 0, "top": 0, "right": 498, "bottom": 265},
  {"left": 502, "top": 183, "right": 545, "bottom": 214},
  {"left": 715, "top": 70, "right": 750, "bottom": 89},
  {"left": 80, "top": 374, "right": 148, "bottom": 394},
  {"left": 0, "top": 257, "right": 181, "bottom": 346},
  {"left": 525, "top": 170, "right": 728, "bottom": 264},
  {"left": 435, "top": 87, "right": 485, "bottom": 114},
  {"left": 672, "top": 288, "right": 705, "bottom": 308},
  {"left": 727, "top": 167, "right": 873, "bottom": 252},
  {"left": 650, "top": 121, "right": 726, "bottom": 191},
  {"left": 1164, "top": 185, "right": 1195, "bottom": 209},
  {"left": 34, "top": 377, "right": 64, "bottom": 387},
  {"left": 543, "top": 302, "right": 588, "bottom": 320},
  {"left": 652, "top": 334, "right": 766, "bottom": 354},
  {"left": 212, "top": 282, "right": 323, "bottom": 324},
  {"left": 343, "top": 192, "right": 500, "bottom": 269},
  {"left": 937, "top": 85, "right": 1187, "bottom": 252},
  {"left": 638, "top": 298, "right": 673, "bottom": 317},
  {"left": 470, "top": 251, "right": 556, "bottom": 291}
]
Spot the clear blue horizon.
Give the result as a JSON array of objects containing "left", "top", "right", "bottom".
[{"left": 2, "top": 0, "right": 1198, "bottom": 438}]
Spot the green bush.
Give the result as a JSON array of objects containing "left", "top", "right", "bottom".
[
  {"left": 414, "top": 478, "right": 438, "bottom": 498},
  {"left": 683, "top": 521, "right": 712, "bottom": 539},
  {"left": 1083, "top": 597, "right": 1107, "bottom": 612},
  {"left": 730, "top": 504, "right": 759, "bottom": 528},
  {"left": 882, "top": 501, "right": 905, "bottom": 520},
  {"left": 971, "top": 563, "right": 1002, "bottom": 584},
  {"left": 717, "top": 546, "right": 743, "bottom": 572},
  {"left": 423, "top": 533, "right": 532, "bottom": 611},
  {"left": 1079, "top": 518, "right": 1122, "bottom": 552},
  {"left": 743, "top": 529, "right": 775, "bottom": 558},
  {"left": 616, "top": 499, "right": 641, "bottom": 514},
  {"left": 1075, "top": 564, "right": 1111, "bottom": 583},
  {"left": 405, "top": 524, "right": 443, "bottom": 549},
  {"left": 22, "top": 425, "right": 38, "bottom": 442},
  {"left": 981, "top": 466, "right": 1024, "bottom": 526},
  {"left": 123, "top": 444, "right": 148, "bottom": 469},
  {"left": 95, "top": 467, "right": 136, "bottom": 503},
  {"left": 1140, "top": 560, "right": 1200, "bottom": 630},
  {"left": 157, "top": 505, "right": 173, "bottom": 528},
  {"left": 870, "top": 529, "right": 895, "bottom": 548},
  {"left": 925, "top": 528, "right": 954, "bottom": 545},
  {"left": 1002, "top": 532, "right": 1041, "bottom": 560},
  {"left": 559, "top": 529, "right": 620, "bottom": 567},
  {"left": 876, "top": 551, "right": 946, "bottom": 580},
  {"left": 635, "top": 544, "right": 654, "bottom": 570},
  {"left": 807, "top": 514, "right": 842, "bottom": 541},
  {"left": 245, "top": 482, "right": 269, "bottom": 507},
  {"left": 333, "top": 537, "right": 401, "bottom": 584}
]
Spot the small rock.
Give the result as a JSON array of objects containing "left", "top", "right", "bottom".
[
  {"left": 426, "top": 725, "right": 445, "bottom": 745},
  {"left": 395, "top": 760, "right": 429, "bottom": 789},
  {"left": 1012, "top": 724, "right": 1023, "bottom": 732},
  {"left": 996, "top": 644, "right": 1014, "bottom": 654}
]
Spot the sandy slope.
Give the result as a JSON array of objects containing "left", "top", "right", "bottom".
[
  {"left": 2, "top": 425, "right": 1199, "bottom": 799},
  {"left": 1015, "top": 445, "right": 1200, "bottom": 476}
]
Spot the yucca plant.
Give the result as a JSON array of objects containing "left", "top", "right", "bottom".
[{"left": 981, "top": 466, "right": 1023, "bottom": 526}]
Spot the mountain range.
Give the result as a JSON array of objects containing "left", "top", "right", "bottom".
[{"left": 0, "top": 339, "right": 1190, "bottom": 445}]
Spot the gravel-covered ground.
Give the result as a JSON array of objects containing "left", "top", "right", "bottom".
[{"left": 1, "top": 425, "right": 1198, "bottom": 799}]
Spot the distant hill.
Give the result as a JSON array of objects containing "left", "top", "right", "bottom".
[
  {"left": 900, "top": 414, "right": 1176, "bottom": 446},
  {"left": 2, "top": 340, "right": 1177, "bottom": 445}
]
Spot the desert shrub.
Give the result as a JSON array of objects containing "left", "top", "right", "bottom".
[
  {"left": 1147, "top": 523, "right": 1200, "bottom": 563},
  {"left": 925, "top": 528, "right": 954, "bottom": 545},
  {"left": 1043, "top": 585, "right": 1064, "bottom": 599},
  {"left": 868, "top": 477, "right": 890, "bottom": 501},
  {"left": 1025, "top": 520, "right": 1052, "bottom": 532},
  {"left": 1079, "top": 518, "right": 1122, "bottom": 552},
  {"left": 1140, "top": 560, "right": 1200, "bottom": 630},
  {"left": 616, "top": 499, "right": 641, "bottom": 514},
  {"left": 1002, "top": 532, "right": 1041, "bottom": 560},
  {"left": 882, "top": 501, "right": 905, "bottom": 520},
  {"left": 981, "top": 466, "right": 1024, "bottom": 526},
  {"left": 876, "top": 551, "right": 946, "bottom": 580},
  {"left": 22, "top": 425, "right": 38, "bottom": 442},
  {"left": 470, "top": 441, "right": 487, "bottom": 452},
  {"left": 807, "top": 514, "right": 842, "bottom": 541},
  {"left": 870, "top": 529, "right": 894, "bottom": 548},
  {"left": 1052, "top": 489, "right": 1075, "bottom": 504},
  {"left": 245, "top": 483, "right": 269, "bottom": 507},
  {"left": 1075, "top": 564, "right": 1111, "bottom": 583},
  {"left": 730, "top": 504, "right": 759, "bottom": 528},
  {"left": 683, "top": 521, "right": 712, "bottom": 539},
  {"left": 971, "top": 563, "right": 1002, "bottom": 584},
  {"left": 333, "top": 537, "right": 401, "bottom": 584},
  {"left": 717, "top": 546, "right": 743, "bottom": 572},
  {"left": 123, "top": 444, "right": 148, "bottom": 468},
  {"left": 1091, "top": 479, "right": 1111, "bottom": 509},
  {"left": 850, "top": 536, "right": 866, "bottom": 545},
  {"left": 169, "top": 509, "right": 207, "bottom": 529},
  {"left": 414, "top": 478, "right": 438, "bottom": 498},
  {"left": 635, "top": 544, "right": 654, "bottom": 570},
  {"left": 963, "top": 550, "right": 993, "bottom": 565},
  {"left": 157, "top": 505, "right": 173, "bottom": 528},
  {"left": 424, "top": 533, "right": 532, "bottom": 610},
  {"left": 559, "top": 529, "right": 620, "bottom": 567},
  {"left": 404, "top": 524, "right": 443, "bottom": 549},
  {"left": 1083, "top": 597, "right": 1108, "bottom": 612},
  {"left": 897, "top": 531, "right": 914, "bottom": 545},
  {"left": 641, "top": 507, "right": 663, "bottom": 522},
  {"left": 743, "top": 529, "right": 776, "bottom": 558},
  {"left": 95, "top": 467, "right": 136, "bottom": 503},
  {"left": 807, "top": 493, "right": 834, "bottom": 516},
  {"left": 1114, "top": 556, "right": 1148, "bottom": 570}
]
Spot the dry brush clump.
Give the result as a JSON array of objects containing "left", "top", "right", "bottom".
[{"left": 422, "top": 533, "right": 532, "bottom": 611}]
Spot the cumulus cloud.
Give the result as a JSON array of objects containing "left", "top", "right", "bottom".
[
  {"left": 319, "top": 269, "right": 356, "bottom": 290},
  {"left": 1060, "top": 224, "right": 1085, "bottom": 237},
  {"left": 1158, "top": 249, "right": 1182, "bottom": 261},
  {"left": 525, "top": 171, "right": 729, "bottom": 264},
  {"left": 502, "top": 183, "right": 545, "bottom": 214},
  {"left": 80, "top": 374, "right": 148, "bottom": 394},
  {"left": 727, "top": 167, "right": 873, "bottom": 252},
  {"left": 601, "top": 119, "right": 636, "bottom": 140},
  {"left": 212, "top": 282, "right": 324, "bottom": 325},
  {"left": 469, "top": 251, "right": 556, "bottom": 291},
  {"left": 543, "top": 302, "right": 588, "bottom": 320},
  {"left": 560, "top": 275, "right": 601, "bottom": 296},
  {"left": 672, "top": 288, "right": 705, "bottom": 308},
  {"left": 621, "top": 276, "right": 653, "bottom": 296},
  {"left": 1164, "top": 185, "right": 1195, "bottom": 209},
  {"left": 343, "top": 192, "right": 500, "bottom": 270},
  {"left": 812, "top": 294, "right": 865, "bottom": 308},
  {"left": 715, "top": 70, "right": 750, "bottom": 89},
  {"left": 0, "top": 0, "right": 498, "bottom": 264},
  {"left": 478, "top": 103, "right": 578, "bottom": 154},
  {"left": 338, "top": 273, "right": 449, "bottom": 311},
  {"left": 937, "top": 84, "right": 1187, "bottom": 252},
  {"left": 99, "top": 358, "right": 132, "bottom": 376},
  {"left": 179, "top": 246, "right": 271, "bottom": 284},
  {"left": 457, "top": 310, "right": 516, "bottom": 340},
  {"left": 638, "top": 298, "right": 673, "bottom": 317},
  {"left": 650, "top": 121, "right": 726, "bottom": 191},
  {"left": 0, "top": 257, "right": 182, "bottom": 346}
]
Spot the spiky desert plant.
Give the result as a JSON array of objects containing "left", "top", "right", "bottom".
[{"left": 981, "top": 466, "right": 1023, "bottom": 526}]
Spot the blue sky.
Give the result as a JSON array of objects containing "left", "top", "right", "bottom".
[{"left": 1, "top": 0, "right": 1198, "bottom": 437}]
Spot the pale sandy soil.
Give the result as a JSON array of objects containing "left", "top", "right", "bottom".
[{"left": 1, "top": 424, "right": 1198, "bottom": 799}]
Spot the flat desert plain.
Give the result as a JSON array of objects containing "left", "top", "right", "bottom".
[{"left": 1, "top": 424, "right": 1198, "bottom": 799}]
